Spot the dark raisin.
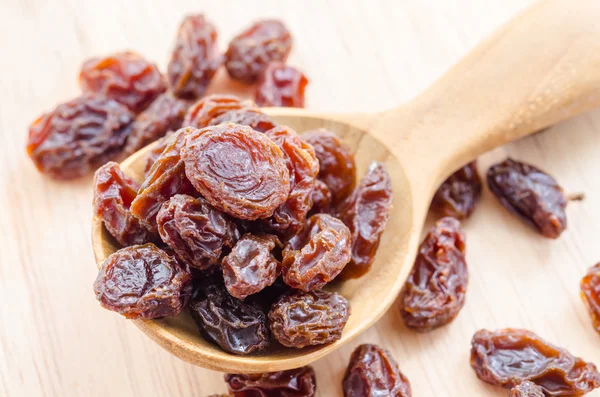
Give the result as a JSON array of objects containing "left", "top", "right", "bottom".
[
  {"left": 309, "top": 180, "right": 333, "bottom": 215},
  {"left": 431, "top": 160, "right": 482, "bottom": 220},
  {"left": 225, "top": 366, "right": 316, "bottom": 397},
  {"left": 255, "top": 62, "right": 308, "bottom": 108}
]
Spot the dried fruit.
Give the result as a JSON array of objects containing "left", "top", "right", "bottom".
[
  {"left": 255, "top": 62, "right": 308, "bottom": 108},
  {"left": 225, "top": 366, "right": 316, "bottom": 397},
  {"left": 189, "top": 279, "right": 269, "bottom": 355},
  {"left": 209, "top": 108, "right": 277, "bottom": 133},
  {"left": 79, "top": 51, "right": 166, "bottom": 113},
  {"left": 309, "top": 179, "right": 333, "bottom": 215},
  {"left": 282, "top": 214, "right": 351, "bottom": 291},
  {"left": 510, "top": 381, "right": 545, "bottom": 397},
  {"left": 93, "top": 243, "right": 192, "bottom": 319},
  {"left": 167, "top": 14, "right": 222, "bottom": 99},
  {"left": 580, "top": 263, "right": 600, "bottom": 334},
  {"left": 143, "top": 132, "right": 173, "bottom": 177},
  {"left": 269, "top": 290, "right": 349, "bottom": 348},
  {"left": 225, "top": 20, "right": 292, "bottom": 83},
  {"left": 222, "top": 233, "right": 281, "bottom": 300},
  {"left": 343, "top": 344, "right": 412, "bottom": 397},
  {"left": 157, "top": 194, "right": 239, "bottom": 269},
  {"left": 302, "top": 128, "right": 356, "bottom": 205},
  {"left": 26, "top": 94, "right": 133, "bottom": 179},
  {"left": 182, "top": 123, "right": 290, "bottom": 220},
  {"left": 487, "top": 158, "right": 568, "bottom": 238},
  {"left": 431, "top": 161, "right": 482, "bottom": 220},
  {"left": 338, "top": 162, "right": 393, "bottom": 280},
  {"left": 470, "top": 328, "right": 600, "bottom": 396},
  {"left": 183, "top": 94, "right": 253, "bottom": 129},
  {"left": 400, "top": 217, "right": 467, "bottom": 331}
]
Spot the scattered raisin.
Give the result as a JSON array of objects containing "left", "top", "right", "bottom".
[
  {"left": 282, "top": 214, "right": 351, "bottom": 291},
  {"left": 487, "top": 158, "right": 568, "bottom": 238},
  {"left": 225, "top": 366, "right": 316, "bottom": 397},
  {"left": 400, "top": 217, "right": 467, "bottom": 331},
  {"left": 309, "top": 180, "right": 333, "bottom": 215},
  {"left": 93, "top": 243, "right": 192, "bottom": 319},
  {"left": 510, "top": 381, "right": 545, "bottom": 397},
  {"left": 182, "top": 123, "right": 290, "bottom": 220},
  {"left": 431, "top": 161, "right": 482, "bottom": 220},
  {"left": 209, "top": 107, "right": 277, "bottom": 133},
  {"left": 26, "top": 94, "right": 133, "bottom": 179},
  {"left": 167, "top": 14, "right": 222, "bottom": 99},
  {"left": 470, "top": 328, "right": 600, "bottom": 396},
  {"left": 343, "top": 344, "right": 412, "bottom": 397},
  {"left": 183, "top": 94, "right": 253, "bottom": 129},
  {"left": 255, "top": 62, "right": 308, "bottom": 108},
  {"left": 225, "top": 20, "right": 292, "bottom": 83},
  {"left": 269, "top": 290, "right": 349, "bottom": 348},
  {"left": 580, "top": 263, "right": 600, "bottom": 334}
]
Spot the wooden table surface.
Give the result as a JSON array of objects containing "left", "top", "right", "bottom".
[{"left": 2, "top": 0, "right": 600, "bottom": 395}]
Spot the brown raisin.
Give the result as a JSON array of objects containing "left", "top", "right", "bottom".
[
  {"left": 510, "top": 381, "right": 545, "bottom": 397},
  {"left": 470, "top": 328, "right": 600, "bottom": 396},
  {"left": 182, "top": 123, "right": 290, "bottom": 220},
  {"left": 337, "top": 162, "right": 393, "bottom": 280},
  {"left": 431, "top": 160, "right": 482, "bottom": 220},
  {"left": 343, "top": 344, "right": 412, "bottom": 397},
  {"left": 26, "top": 94, "right": 133, "bottom": 179},
  {"left": 143, "top": 132, "right": 174, "bottom": 177},
  {"left": 400, "top": 217, "right": 467, "bottom": 331},
  {"left": 255, "top": 62, "right": 308, "bottom": 108},
  {"left": 79, "top": 51, "right": 166, "bottom": 113},
  {"left": 183, "top": 94, "right": 254, "bottom": 129},
  {"left": 269, "top": 290, "right": 349, "bottom": 348},
  {"left": 225, "top": 20, "right": 292, "bottom": 83},
  {"left": 209, "top": 108, "right": 277, "bottom": 133},
  {"left": 167, "top": 14, "right": 222, "bottom": 99},
  {"left": 309, "top": 180, "right": 333, "bottom": 215},
  {"left": 93, "top": 243, "right": 192, "bottom": 319},
  {"left": 580, "top": 263, "right": 600, "bottom": 334},
  {"left": 487, "top": 158, "right": 568, "bottom": 238},
  {"left": 225, "top": 366, "right": 316, "bottom": 397}
]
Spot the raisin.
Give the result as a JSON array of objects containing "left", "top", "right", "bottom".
[
  {"left": 225, "top": 20, "right": 293, "bottom": 83},
  {"left": 182, "top": 123, "right": 290, "bottom": 220},
  {"left": 124, "top": 94, "right": 188, "bottom": 154},
  {"left": 302, "top": 128, "right": 356, "bottom": 205},
  {"left": 225, "top": 366, "right": 316, "bottom": 397},
  {"left": 167, "top": 14, "right": 222, "bottom": 99},
  {"left": 189, "top": 279, "right": 269, "bottom": 355},
  {"left": 470, "top": 328, "right": 600, "bottom": 396},
  {"left": 269, "top": 290, "right": 349, "bottom": 348},
  {"left": 255, "top": 62, "right": 308, "bottom": 108},
  {"left": 431, "top": 161, "right": 482, "bottom": 220},
  {"left": 580, "top": 263, "right": 600, "bottom": 334},
  {"left": 337, "top": 162, "right": 393, "bottom": 280},
  {"left": 343, "top": 344, "right": 412, "bottom": 397},
  {"left": 246, "top": 278, "right": 292, "bottom": 311},
  {"left": 222, "top": 233, "right": 281, "bottom": 300},
  {"left": 93, "top": 243, "right": 192, "bottom": 319},
  {"left": 282, "top": 214, "right": 351, "bottom": 291},
  {"left": 79, "top": 51, "right": 166, "bottom": 113},
  {"left": 487, "top": 158, "right": 568, "bottom": 239},
  {"left": 26, "top": 94, "right": 133, "bottom": 179},
  {"left": 400, "top": 217, "right": 467, "bottom": 331},
  {"left": 510, "top": 381, "right": 545, "bottom": 397},
  {"left": 157, "top": 194, "right": 239, "bottom": 269},
  {"left": 309, "top": 180, "right": 333, "bottom": 215},
  {"left": 209, "top": 108, "right": 277, "bottom": 133},
  {"left": 143, "top": 132, "right": 174, "bottom": 177},
  {"left": 183, "top": 94, "right": 254, "bottom": 129}
]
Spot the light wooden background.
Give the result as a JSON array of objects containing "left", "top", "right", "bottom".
[{"left": 2, "top": 0, "right": 600, "bottom": 396}]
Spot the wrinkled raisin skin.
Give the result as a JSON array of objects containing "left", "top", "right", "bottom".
[
  {"left": 431, "top": 161, "right": 482, "bottom": 220},
  {"left": 487, "top": 158, "right": 567, "bottom": 239},
  {"left": 225, "top": 20, "right": 292, "bottom": 83},
  {"left": 511, "top": 381, "right": 545, "bottom": 397},
  {"left": 343, "top": 344, "right": 412, "bottom": 397},
  {"left": 225, "top": 366, "right": 316, "bottom": 397},
  {"left": 400, "top": 217, "right": 467, "bottom": 331},
  {"left": 282, "top": 214, "right": 351, "bottom": 291},
  {"left": 209, "top": 108, "right": 277, "bottom": 133},
  {"left": 93, "top": 243, "right": 192, "bottom": 319},
  {"left": 183, "top": 94, "right": 253, "bottom": 129},
  {"left": 143, "top": 132, "right": 173, "bottom": 177},
  {"left": 27, "top": 94, "right": 133, "bottom": 179},
  {"left": 269, "top": 290, "right": 349, "bottom": 348},
  {"left": 182, "top": 123, "right": 290, "bottom": 220},
  {"left": 470, "top": 328, "right": 600, "bottom": 396},
  {"left": 255, "top": 62, "right": 308, "bottom": 108},
  {"left": 309, "top": 180, "right": 333, "bottom": 215},
  {"left": 580, "top": 263, "right": 600, "bottom": 334},
  {"left": 79, "top": 51, "right": 166, "bottom": 113}
]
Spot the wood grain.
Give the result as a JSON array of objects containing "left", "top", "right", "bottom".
[{"left": 2, "top": 0, "right": 600, "bottom": 396}]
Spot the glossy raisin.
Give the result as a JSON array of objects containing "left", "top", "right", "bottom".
[
  {"left": 183, "top": 94, "right": 254, "bottom": 129},
  {"left": 225, "top": 366, "right": 316, "bottom": 397},
  {"left": 269, "top": 290, "right": 349, "bottom": 348},
  {"left": 487, "top": 158, "right": 568, "bottom": 238},
  {"left": 26, "top": 94, "right": 133, "bottom": 179},
  {"left": 400, "top": 217, "right": 467, "bottom": 331},
  {"left": 222, "top": 233, "right": 281, "bottom": 300},
  {"left": 255, "top": 62, "right": 308, "bottom": 108},
  {"left": 471, "top": 328, "right": 600, "bottom": 396},
  {"left": 93, "top": 243, "right": 192, "bottom": 319},
  {"left": 309, "top": 180, "right": 333, "bottom": 215},
  {"left": 167, "top": 14, "right": 222, "bottom": 99},
  {"left": 282, "top": 214, "right": 351, "bottom": 291},
  {"left": 182, "top": 123, "right": 290, "bottom": 220},
  {"left": 209, "top": 108, "right": 277, "bottom": 133},
  {"left": 79, "top": 51, "right": 166, "bottom": 113},
  {"left": 511, "top": 381, "right": 545, "bottom": 397},
  {"left": 580, "top": 263, "right": 600, "bottom": 334},
  {"left": 431, "top": 161, "right": 482, "bottom": 220},
  {"left": 343, "top": 344, "right": 412, "bottom": 397},
  {"left": 143, "top": 132, "right": 174, "bottom": 177},
  {"left": 225, "top": 20, "right": 292, "bottom": 83}
]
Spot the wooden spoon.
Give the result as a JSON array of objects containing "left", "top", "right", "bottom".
[{"left": 92, "top": 0, "right": 600, "bottom": 373}]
